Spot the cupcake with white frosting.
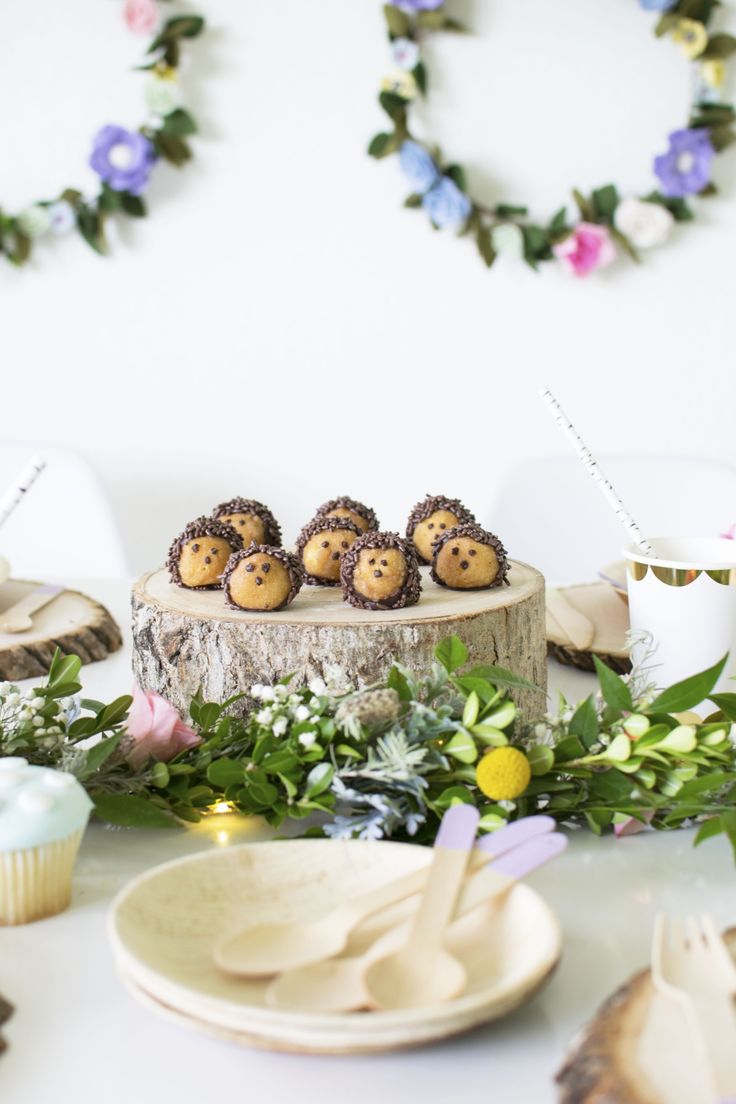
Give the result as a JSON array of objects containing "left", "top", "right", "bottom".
[{"left": 0, "top": 757, "right": 93, "bottom": 925}]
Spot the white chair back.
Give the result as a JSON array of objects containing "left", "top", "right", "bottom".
[
  {"left": 0, "top": 442, "right": 128, "bottom": 579},
  {"left": 489, "top": 455, "right": 736, "bottom": 584}
]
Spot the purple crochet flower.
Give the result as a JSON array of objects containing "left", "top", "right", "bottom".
[
  {"left": 422, "top": 176, "right": 471, "bottom": 231},
  {"left": 654, "top": 128, "right": 715, "bottom": 198},
  {"left": 393, "top": 0, "right": 444, "bottom": 10},
  {"left": 90, "top": 126, "right": 156, "bottom": 195}
]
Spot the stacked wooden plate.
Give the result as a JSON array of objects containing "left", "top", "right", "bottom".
[{"left": 109, "top": 839, "right": 562, "bottom": 1054}]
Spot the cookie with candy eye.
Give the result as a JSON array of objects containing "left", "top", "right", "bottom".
[
  {"left": 168, "top": 517, "right": 243, "bottom": 590},
  {"left": 296, "top": 516, "right": 363, "bottom": 586},
  {"left": 314, "top": 496, "right": 379, "bottom": 534},
  {"left": 223, "top": 545, "right": 303, "bottom": 612},
  {"left": 211, "top": 498, "right": 282, "bottom": 549},
  {"left": 430, "top": 523, "right": 509, "bottom": 591},
  {"left": 340, "top": 531, "right": 421, "bottom": 611},
  {"left": 405, "top": 494, "right": 476, "bottom": 564}
]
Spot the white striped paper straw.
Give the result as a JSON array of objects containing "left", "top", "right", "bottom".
[
  {"left": 0, "top": 455, "right": 47, "bottom": 529},
  {"left": 540, "top": 389, "right": 654, "bottom": 557}
]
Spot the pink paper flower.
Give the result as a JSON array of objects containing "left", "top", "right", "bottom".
[
  {"left": 553, "top": 222, "right": 617, "bottom": 278},
  {"left": 125, "top": 686, "right": 201, "bottom": 770},
  {"left": 124, "top": 0, "right": 159, "bottom": 36}
]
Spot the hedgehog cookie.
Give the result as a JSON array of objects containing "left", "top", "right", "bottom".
[
  {"left": 168, "top": 517, "right": 243, "bottom": 589},
  {"left": 431, "top": 523, "right": 509, "bottom": 591},
  {"left": 296, "top": 516, "right": 362, "bottom": 586},
  {"left": 212, "top": 498, "right": 282, "bottom": 548},
  {"left": 223, "top": 546, "right": 303, "bottom": 612},
  {"left": 405, "top": 495, "right": 476, "bottom": 564},
  {"left": 340, "top": 532, "right": 421, "bottom": 611},
  {"left": 315, "top": 496, "right": 379, "bottom": 534}
]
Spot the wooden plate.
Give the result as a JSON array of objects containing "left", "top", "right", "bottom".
[
  {"left": 109, "top": 840, "right": 562, "bottom": 1054},
  {"left": 557, "top": 929, "right": 736, "bottom": 1103},
  {"left": 547, "top": 582, "right": 630, "bottom": 675}
]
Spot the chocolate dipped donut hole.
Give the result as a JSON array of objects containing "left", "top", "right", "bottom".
[
  {"left": 168, "top": 517, "right": 243, "bottom": 590},
  {"left": 212, "top": 498, "right": 282, "bottom": 549},
  {"left": 223, "top": 545, "right": 303, "bottom": 612},
  {"left": 405, "top": 494, "right": 476, "bottom": 564},
  {"left": 296, "top": 516, "right": 363, "bottom": 586},
  {"left": 430, "top": 523, "right": 509, "bottom": 591},
  {"left": 340, "top": 531, "right": 421, "bottom": 611},
  {"left": 315, "top": 496, "right": 379, "bottom": 534}
]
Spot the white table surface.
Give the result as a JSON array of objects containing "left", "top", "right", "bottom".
[{"left": 2, "top": 579, "right": 736, "bottom": 1104}]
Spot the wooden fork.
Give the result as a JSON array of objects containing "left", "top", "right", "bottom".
[{"left": 651, "top": 914, "right": 736, "bottom": 1102}]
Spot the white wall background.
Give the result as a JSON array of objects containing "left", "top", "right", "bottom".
[{"left": 1, "top": 0, "right": 735, "bottom": 575}]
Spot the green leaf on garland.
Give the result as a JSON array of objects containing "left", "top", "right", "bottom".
[
  {"left": 99, "top": 185, "right": 122, "bottom": 213},
  {"left": 445, "top": 164, "right": 467, "bottom": 191},
  {"left": 705, "top": 124, "right": 735, "bottom": 151},
  {"left": 610, "top": 227, "right": 641, "bottom": 265},
  {"left": 206, "top": 758, "right": 245, "bottom": 786},
  {"left": 378, "top": 91, "right": 408, "bottom": 123},
  {"left": 77, "top": 205, "right": 107, "bottom": 256},
  {"left": 476, "top": 225, "right": 496, "bottom": 267},
  {"left": 650, "top": 653, "right": 728, "bottom": 713},
  {"left": 161, "top": 108, "right": 198, "bottom": 138},
  {"left": 413, "top": 61, "right": 428, "bottom": 95},
  {"left": 120, "top": 194, "right": 147, "bottom": 218},
  {"left": 416, "top": 10, "right": 447, "bottom": 30},
  {"left": 153, "top": 132, "right": 192, "bottom": 167},
  {"left": 77, "top": 734, "right": 121, "bottom": 779},
  {"left": 701, "top": 33, "right": 736, "bottom": 60},
  {"left": 572, "top": 189, "right": 596, "bottom": 221},
  {"left": 368, "top": 132, "right": 400, "bottom": 159},
  {"left": 708, "top": 692, "right": 736, "bottom": 721},
  {"left": 495, "top": 204, "right": 528, "bottom": 219},
  {"left": 148, "top": 15, "right": 205, "bottom": 53},
  {"left": 699, "top": 182, "right": 718, "bottom": 196},
  {"left": 443, "top": 17, "right": 467, "bottom": 32},
  {"left": 644, "top": 191, "right": 695, "bottom": 222},
  {"left": 387, "top": 664, "right": 413, "bottom": 701},
  {"left": 521, "top": 224, "right": 550, "bottom": 270},
  {"left": 383, "top": 4, "right": 411, "bottom": 37},
  {"left": 593, "top": 656, "right": 633, "bottom": 713},
  {"left": 464, "top": 665, "right": 541, "bottom": 693},
  {"left": 304, "top": 762, "right": 334, "bottom": 799},
  {"left": 654, "top": 13, "right": 679, "bottom": 36},
  {"left": 527, "top": 745, "right": 554, "bottom": 776},
  {"left": 403, "top": 192, "right": 423, "bottom": 207},
  {"left": 547, "top": 205, "right": 568, "bottom": 235},
  {"left": 694, "top": 814, "right": 727, "bottom": 847},
  {"left": 93, "top": 793, "right": 177, "bottom": 828},
  {"left": 592, "top": 184, "right": 619, "bottom": 219}
]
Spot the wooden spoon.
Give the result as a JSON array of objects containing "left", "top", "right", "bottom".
[
  {"left": 267, "top": 832, "right": 567, "bottom": 1013},
  {"left": 360, "top": 803, "right": 479, "bottom": 1011},
  {"left": 214, "top": 814, "right": 554, "bottom": 979},
  {"left": 0, "top": 585, "right": 63, "bottom": 634}
]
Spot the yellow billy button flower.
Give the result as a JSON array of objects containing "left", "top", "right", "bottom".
[
  {"left": 476, "top": 747, "right": 531, "bottom": 801},
  {"left": 381, "top": 69, "right": 418, "bottom": 100},
  {"left": 672, "top": 19, "right": 708, "bottom": 60}
]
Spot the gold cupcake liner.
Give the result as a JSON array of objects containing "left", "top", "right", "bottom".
[
  {"left": 0, "top": 828, "right": 85, "bottom": 926},
  {"left": 627, "top": 562, "right": 736, "bottom": 587}
]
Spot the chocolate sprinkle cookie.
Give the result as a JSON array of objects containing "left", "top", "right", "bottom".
[
  {"left": 223, "top": 544, "right": 304, "bottom": 612},
  {"left": 315, "top": 496, "right": 379, "bottom": 533},
  {"left": 405, "top": 494, "right": 476, "bottom": 564},
  {"left": 296, "top": 515, "right": 363, "bottom": 586},
  {"left": 340, "top": 531, "right": 422, "bottom": 611},
  {"left": 430, "top": 522, "right": 510, "bottom": 591},
  {"left": 167, "top": 516, "right": 243, "bottom": 589},
  {"left": 212, "top": 498, "right": 282, "bottom": 547}
]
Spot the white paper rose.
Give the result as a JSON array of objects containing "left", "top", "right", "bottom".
[
  {"left": 17, "top": 205, "right": 51, "bottom": 239},
  {"left": 614, "top": 197, "right": 674, "bottom": 249}
]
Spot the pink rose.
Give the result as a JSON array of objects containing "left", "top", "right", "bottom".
[
  {"left": 614, "top": 810, "right": 654, "bottom": 838},
  {"left": 124, "top": 0, "right": 159, "bottom": 36},
  {"left": 553, "top": 222, "right": 616, "bottom": 278},
  {"left": 125, "top": 687, "right": 201, "bottom": 770}
]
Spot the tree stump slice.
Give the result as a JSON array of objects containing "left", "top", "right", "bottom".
[
  {"left": 131, "top": 561, "right": 546, "bottom": 719},
  {"left": 0, "top": 580, "right": 122, "bottom": 681},
  {"left": 556, "top": 928, "right": 736, "bottom": 1103}
]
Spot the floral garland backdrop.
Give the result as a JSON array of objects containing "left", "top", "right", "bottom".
[
  {"left": 2, "top": 638, "right": 736, "bottom": 861},
  {"left": 1, "top": 0, "right": 205, "bottom": 267},
  {"left": 368, "top": 0, "right": 736, "bottom": 275}
]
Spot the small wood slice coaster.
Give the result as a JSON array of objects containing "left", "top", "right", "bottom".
[
  {"left": 547, "top": 582, "right": 631, "bottom": 675},
  {"left": 0, "top": 580, "right": 122, "bottom": 680},
  {"left": 0, "top": 992, "right": 13, "bottom": 1055},
  {"left": 557, "top": 927, "right": 736, "bottom": 1103}
]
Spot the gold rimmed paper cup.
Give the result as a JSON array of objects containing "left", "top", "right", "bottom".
[{"left": 623, "top": 537, "right": 736, "bottom": 708}]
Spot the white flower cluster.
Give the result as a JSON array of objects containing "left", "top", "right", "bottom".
[
  {"left": 0, "top": 682, "right": 78, "bottom": 749},
  {"left": 250, "top": 680, "right": 331, "bottom": 746}
]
